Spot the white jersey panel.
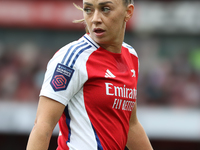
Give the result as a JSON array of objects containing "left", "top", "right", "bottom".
[{"left": 67, "top": 88, "right": 98, "bottom": 150}]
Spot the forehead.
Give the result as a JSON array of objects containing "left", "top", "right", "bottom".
[{"left": 83, "top": 0, "right": 122, "bottom": 5}]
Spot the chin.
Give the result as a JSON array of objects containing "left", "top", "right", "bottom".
[{"left": 93, "top": 36, "right": 110, "bottom": 45}]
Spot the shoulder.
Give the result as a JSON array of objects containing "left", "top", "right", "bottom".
[
  {"left": 49, "top": 41, "right": 77, "bottom": 64},
  {"left": 53, "top": 40, "right": 79, "bottom": 61},
  {"left": 122, "top": 42, "right": 138, "bottom": 58},
  {"left": 50, "top": 35, "right": 98, "bottom": 67}
]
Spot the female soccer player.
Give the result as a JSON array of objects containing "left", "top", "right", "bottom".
[{"left": 26, "top": 0, "right": 153, "bottom": 149}]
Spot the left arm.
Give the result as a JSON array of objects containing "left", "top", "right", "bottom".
[{"left": 126, "top": 103, "right": 153, "bottom": 150}]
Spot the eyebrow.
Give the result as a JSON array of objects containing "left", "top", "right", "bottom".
[
  {"left": 83, "top": 2, "right": 93, "bottom": 6},
  {"left": 99, "top": 1, "right": 113, "bottom": 5},
  {"left": 83, "top": 1, "right": 113, "bottom": 6}
]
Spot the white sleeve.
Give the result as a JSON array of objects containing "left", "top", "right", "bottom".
[{"left": 39, "top": 44, "right": 85, "bottom": 106}]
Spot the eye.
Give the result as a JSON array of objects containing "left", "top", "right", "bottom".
[
  {"left": 102, "top": 7, "right": 110, "bottom": 13},
  {"left": 84, "top": 7, "right": 92, "bottom": 14}
]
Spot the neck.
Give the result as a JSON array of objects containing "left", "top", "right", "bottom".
[{"left": 99, "top": 42, "right": 123, "bottom": 53}]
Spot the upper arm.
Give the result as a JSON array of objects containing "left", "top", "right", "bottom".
[
  {"left": 129, "top": 102, "right": 138, "bottom": 127},
  {"left": 35, "top": 96, "right": 66, "bottom": 129}
]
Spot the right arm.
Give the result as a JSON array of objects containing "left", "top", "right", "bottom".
[{"left": 26, "top": 96, "right": 65, "bottom": 150}]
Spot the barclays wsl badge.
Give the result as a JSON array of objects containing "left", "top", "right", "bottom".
[{"left": 50, "top": 63, "right": 74, "bottom": 92}]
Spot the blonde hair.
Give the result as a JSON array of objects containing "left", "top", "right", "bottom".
[
  {"left": 73, "top": 3, "right": 89, "bottom": 33},
  {"left": 72, "top": 3, "right": 84, "bottom": 24}
]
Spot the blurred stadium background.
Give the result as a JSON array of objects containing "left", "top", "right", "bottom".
[{"left": 0, "top": 0, "right": 200, "bottom": 150}]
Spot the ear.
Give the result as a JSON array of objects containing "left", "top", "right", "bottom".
[{"left": 125, "top": 4, "right": 134, "bottom": 22}]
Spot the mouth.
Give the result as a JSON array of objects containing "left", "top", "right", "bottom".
[{"left": 93, "top": 28, "right": 105, "bottom": 34}]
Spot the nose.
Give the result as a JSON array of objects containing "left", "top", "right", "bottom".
[{"left": 91, "top": 10, "right": 102, "bottom": 24}]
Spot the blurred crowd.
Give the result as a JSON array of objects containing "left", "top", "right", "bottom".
[
  {"left": 0, "top": 35, "right": 199, "bottom": 108},
  {"left": 136, "top": 37, "right": 200, "bottom": 108},
  {"left": 0, "top": 42, "right": 48, "bottom": 101}
]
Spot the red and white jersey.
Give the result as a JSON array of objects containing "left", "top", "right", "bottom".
[{"left": 40, "top": 34, "right": 139, "bottom": 150}]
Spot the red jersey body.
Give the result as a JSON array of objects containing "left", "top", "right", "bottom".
[{"left": 40, "top": 34, "right": 138, "bottom": 150}]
